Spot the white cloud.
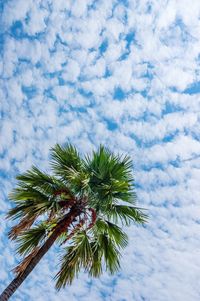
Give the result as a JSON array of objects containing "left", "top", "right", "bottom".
[
  {"left": 62, "top": 59, "right": 80, "bottom": 82},
  {"left": 23, "top": 5, "right": 48, "bottom": 35},
  {"left": 71, "top": 0, "right": 88, "bottom": 18},
  {"left": 83, "top": 57, "right": 106, "bottom": 78},
  {"left": 1, "top": 0, "right": 200, "bottom": 300},
  {"left": 139, "top": 135, "right": 200, "bottom": 165},
  {"left": 2, "top": 0, "right": 32, "bottom": 27}
]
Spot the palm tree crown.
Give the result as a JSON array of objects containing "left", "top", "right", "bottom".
[{"left": 7, "top": 144, "right": 147, "bottom": 290}]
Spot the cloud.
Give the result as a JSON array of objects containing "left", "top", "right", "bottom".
[{"left": 1, "top": 0, "right": 200, "bottom": 300}]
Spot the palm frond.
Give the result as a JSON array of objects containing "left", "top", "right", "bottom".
[
  {"left": 99, "top": 233, "right": 121, "bottom": 274},
  {"left": 88, "top": 240, "right": 103, "bottom": 277},
  {"left": 7, "top": 187, "right": 50, "bottom": 220},
  {"left": 7, "top": 199, "right": 49, "bottom": 221},
  {"left": 55, "top": 218, "right": 125, "bottom": 289},
  {"left": 16, "top": 166, "right": 66, "bottom": 196},
  {"left": 106, "top": 204, "right": 148, "bottom": 226},
  {"left": 50, "top": 144, "right": 83, "bottom": 181},
  {"left": 8, "top": 184, "right": 74, "bottom": 222},
  {"left": 55, "top": 231, "right": 92, "bottom": 289},
  {"left": 8, "top": 215, "right": 36, "bottom": 240},
  {"left": 63, "top": 167, "right": 90, "bottom": 196},
  {"left": 7, "top": 200, "right": 36, "bottom": 220},
  {"left": 16, "top": 223, "right": 49, "bottom": 256},
  {"left": 85, "top": 146, "right": 136, "bottom": 207},
  {"left": 94, "top": 219, "right": 128, "bottom": 249},
  {"left": 85, "top": 145, "right": 133, "bottom": 182}
]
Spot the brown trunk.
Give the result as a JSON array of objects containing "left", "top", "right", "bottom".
[{"left": 0, "top": 206, "right": 81, "bottom": 301}]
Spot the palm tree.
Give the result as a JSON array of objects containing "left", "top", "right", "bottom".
[{"left": 0, "top": 144, "right": 147, "bottom": 301}]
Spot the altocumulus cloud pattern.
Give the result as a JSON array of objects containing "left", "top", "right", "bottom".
[{"left": 0, "top": 0, "right": 200, "bottom": 300}]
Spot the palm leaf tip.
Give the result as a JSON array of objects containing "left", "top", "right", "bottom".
[
  {"left": 50, "top": 143, "right": 83, "bottom": 178},
  {"left": 106, "top": 205, "right": 148, "bottom": 226}
]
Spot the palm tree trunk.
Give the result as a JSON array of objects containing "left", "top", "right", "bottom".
[{"left": 0, "top": 206, "right": 81, "bottom": 301}]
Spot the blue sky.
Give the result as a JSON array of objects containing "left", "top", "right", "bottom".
[{"left": 0, "top": 0, "right": 200, "bottom": 300}]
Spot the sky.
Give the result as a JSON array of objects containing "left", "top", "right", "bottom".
[{"left": 0, "top": 0, "right": 200, "bottom": 300}]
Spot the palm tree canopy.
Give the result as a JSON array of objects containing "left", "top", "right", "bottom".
[{"left": 7, "top": 144, "right": 148, "bottom": 289}]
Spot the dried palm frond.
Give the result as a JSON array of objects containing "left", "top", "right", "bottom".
[
  {"left": 14, "top": 247, "right": 40, "bottom": 275},
  {"left": 8, "top": 216, "right": 36, "bottom": 240}
]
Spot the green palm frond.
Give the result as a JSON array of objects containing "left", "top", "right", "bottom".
[
  {"left": 16, "top": 166, "right": 66, "bottom": 196},
  {"left": 85, "top": 145, "right": 133, "bottom": 183},
  {"left": 90, "top": 219, "right": 124, "bottom": 275},
  {"left": 62, "top": 167, "right": 90, "bottom": 196},
  {"left": 9, "top": 186, "right": 49, "bottom": 202},
  {"left": 8, "top": 180, "right": 74, "bottom": 222},
  {"left": 55, "top": 219, "right": 125, "bottom": 289},
  {"left": 99, "top": 233, "right": 121, "bottom": 274},
  {"left": 106, "top": 204, "right": 148, "bottom": 225},
  {"left": 16, "top": 223, "right": 49, "bottom": 256},
  {"left": 88, "top": 240, "right": 103, "bottom": 277},
  {"left": 8, "top": 192, "right": 55, "bottom": 221},
  {"left": 94, "top": 219, "right": 128, "bottom": 249},
  {"left": 50, "top": 144, "right": 83, "bottom": 180},
  {"left": 56, "top": 232, "right": 69, "bottom": 245},
  {"left": 55, "top": 231, "right": 92, "bottom": 289},
  {"left": 85, "top": 146, "right": 136, "bottom": 206},
  {"left": 8, "top": 187, "right": 49, "bottom": 219}
]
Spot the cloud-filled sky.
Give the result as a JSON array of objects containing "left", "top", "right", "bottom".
[{"left": 1, "top": 0, "right": 200, "bottom": 300}]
